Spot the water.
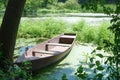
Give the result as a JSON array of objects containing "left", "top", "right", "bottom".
[
  {"left": 14, "top": 41, "right": 110, "bottom": 80},
  {"left": 18, "top": 15, "right": 112, "bottom": 79},
  {"left": 33, "top": 43, "right": 96, "bottom": 80},
  {"left": 22, "top": 16, "right": 111, "bottom": 26}
]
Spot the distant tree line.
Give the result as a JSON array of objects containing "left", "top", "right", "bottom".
[
  {"left": 80, "top": 0, "right": 115, "bottom": 3},
  {"left": 0, "top": 0, "right": 115, "bottom": 17},
  {"left": 59, "top": 0, "right": 115, "bottom": 4}
]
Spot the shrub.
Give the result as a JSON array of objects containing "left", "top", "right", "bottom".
[
  {"left": 18, "top": 19, "right": 45, "bottom": 38},
  {"left": 95, "top": 22, "right": 112, "bottom": 46},
  {"left": 64, "top": 0, "right": 80, "bottom": 10},
  {"left": 72, "top": 20, "right": 85, "bottom": 32},
  {"left": 42, "top": 19, "right": 67, "bottom": 38},
  {"left": 72, "top": 20, "right": 112, "bottom": 45},
  {"left": 57, "top": 2, "right": 66, "bottom": 10},
  {"left": 81, "top": 26, "right": 97, "bottom": 43},
  {"left": 18, "top": 18, "right": 67, "bottom": 38}
]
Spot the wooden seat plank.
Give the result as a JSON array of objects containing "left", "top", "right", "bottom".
[
  {"left": 46, "top": 43, "right": 71, "bottom": 47},
  {"left": 33, "top": 50, "right": 54, "bottom": 54},
  {"left": 60, "top": 35, "right": 76, "bottom": 38}
]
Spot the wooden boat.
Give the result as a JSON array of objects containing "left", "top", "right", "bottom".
[{"left": 15, "top": 33, "right": 76, "bottom": 71}]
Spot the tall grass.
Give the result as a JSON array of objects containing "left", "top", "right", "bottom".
[
  {"left": 18, "top": 18, "right": 67, "bottom": 38},
  {"left": 18, "top": 18, "right": 113, "bottom": 46},
  {"left": 72, "top": 20, "right": 113, "bottom": 46},
  {"left": 95, "top": 22, "right": 112, "bottom": 46}
]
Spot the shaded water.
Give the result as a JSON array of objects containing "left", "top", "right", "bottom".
[{"left": 15, "top": 39, "right": 109, "bottom": 80}]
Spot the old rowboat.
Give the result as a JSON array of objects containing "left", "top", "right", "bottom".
[{"left": 15, "top": 33, "right": 76, "bottom": 71}]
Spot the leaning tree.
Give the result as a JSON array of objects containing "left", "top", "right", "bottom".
[{"left": 0, "top": 0, "right": 26, "bottom": 71}]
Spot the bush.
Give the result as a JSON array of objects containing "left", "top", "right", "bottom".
[
  {"left": 72, "top": 20, "right": 112, "bottom": 45},
  {"left": 95, "top": 22, "right": 112, "bottom": 46},
  {"left": 18, "top": 19, "right": 45, "bottom": 38},
  {"left": 57, "top": 2, "right": 66, "bottom": 10},
  {"left": 43, "top": 19, "right": 67, "bottom": 38},
  {"left": 64, "top": 0, "right": 80, "bottom": 10},
  {"left": 18, "top": 18, "right": 112, "bottom": 46},
  {"left": 72, "top": 20, "right": 86, "bottom": 41},
  {"left": 18, "top": 18, "right": 67, "bottom": 38},
  {"left": 72, "top": 20, "right": 85, "bottom": 32},
  {"left": 81, "top": 26, "right": 97, "bottom": 43}
]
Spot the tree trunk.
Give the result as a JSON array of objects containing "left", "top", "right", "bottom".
[{"left": 0, "top": 0, "right": 26, "bottom": 70}]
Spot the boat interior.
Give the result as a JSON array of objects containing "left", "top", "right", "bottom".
[{"left": 18, "top": 34, "right": 76, "bottom": 61}]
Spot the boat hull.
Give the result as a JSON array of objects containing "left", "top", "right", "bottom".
[
  {"left": 31, "top": 46, "right": 72, "bottom": 71},
  {"left": 15, "top": 33, "right": 76, "bottom": 71}
]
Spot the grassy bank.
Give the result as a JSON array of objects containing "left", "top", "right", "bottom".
[
  {"left": 0, "top": 17, "right": 112, "bottom": 46},
  {"left": 18, "top": 18, "right": 67, "bottom": 38},
  {"left": 72, "top": 20, "right": 113, "bottom": 46},
  {"left": 17, "top": 18, "right": 113, "bottom": 46}
]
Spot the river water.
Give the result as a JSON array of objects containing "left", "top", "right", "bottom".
[
  {"left": 32, "top": 43, "right": 96, "bottom": 80},
  {"left": 20, "top": 16, "right": 111, "bottom": 80},
  {"left": 22, "top": 16, "right": 111, "bottom": 26}
]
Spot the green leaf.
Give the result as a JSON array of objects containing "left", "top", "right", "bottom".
[
  {"left": 89, "top": 64, "right": 95, "bottom": 68},
  {"left": 104, "top": 60, "right": 108, "bottom": 64},
  {"left": 91, "top": 49, "right": 96, "bottom": 54},
  {"left": 108, "top": 57, "right": 113, "bottom": 61},
  {"left": 94, "top": 69, "right": 97, "bottom": 73},
  {"left": 95, "top": 73, "right": 103, "bottom": 79},
  {"left": 77, "top": 65, "right": 83, "bottom": 73},
  {"left": 96, "top": 54, "right": 104, "bottom": 58},
  {"left": 78, "top": 74, "right": 85, "bottom": 79},
  {"left": 62, "top": 73, "right": 68, "bottom": 80},
  {"left": 90, "top": 57, "right": 94, "bottom": 62},
  {"left": 97, "top": 66, "right": 104, "bottom": 71},
  {"left": 96, "top": 46, "right": 102, "bottom": 50},
  {"left": 95, "top": 61, "right": 100, "bottom": 66}
]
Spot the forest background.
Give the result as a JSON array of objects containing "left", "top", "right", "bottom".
[{"left": 0, "top": 0, "right": 115, "bottom": 17}]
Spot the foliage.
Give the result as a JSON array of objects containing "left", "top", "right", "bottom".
[
  {"left": 17, "top": 18, "right": 112, "bottom": 46},
  {"left": 0, "top": 0, "right": 7, "bottom": 9},
  {"left": 1, "top": 42, "right": 32, "bottom": 79},
  {"left": 75, "top": 65, "right": 88, "bottom": 79},
  {"left": 23, "top": 0, "right": 41, "bottom": 16},
  {"left": 64, "top": 0, "right": 80, "bottom": 10},
  {"left": 17, "top": 18, "right": 67, "bottom": 38},
  {"left": 75, "top": 47, "right": 119, "bottom": 80},
  {"left": 72, "top": 20, "right": 112, "bottom": 45},
  {"left": 61, "top": 73, "right": 68, "bottom": 80},
  {"left": 1, "top": 43, "right": 31, "bottom": 80},
  {"left": 75, "top": 0, "right": 120, "bottom": 80},
  {"left": 0, "top": 0, "right": 117, "bottom": 17},
  {"left": 0, "top": 61, "right": 32, "bottom": 80},
  {"left": 72, "top": 20, "right": 85, "bottom": 32},
  {"left": 96, "top": 22, "right": 112, "bottom": 46}
]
